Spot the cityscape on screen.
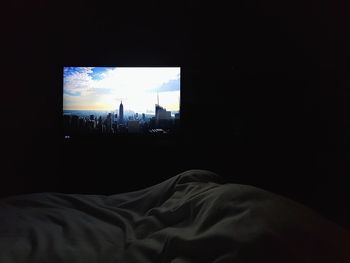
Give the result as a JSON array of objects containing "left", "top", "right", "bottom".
[{"left": 63, "top": 67, "right": 180, "bottom": 136}]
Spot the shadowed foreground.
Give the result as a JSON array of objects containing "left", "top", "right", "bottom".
[{"left": 0, "top": 170, "right": 349, "bottom": 262}]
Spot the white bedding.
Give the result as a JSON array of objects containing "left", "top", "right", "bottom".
[{"left": 0, "top": 170, "right": 349, "bottom": 262}]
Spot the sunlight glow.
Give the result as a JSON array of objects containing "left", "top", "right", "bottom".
[{"left": 63, "top": 67, "right": 180, "bottom": 113}]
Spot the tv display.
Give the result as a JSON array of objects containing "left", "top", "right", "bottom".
[{"left": 63, "top": 67, "right": 180, "bottom": 137}]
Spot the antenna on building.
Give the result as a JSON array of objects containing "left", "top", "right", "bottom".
[
  {"left": 157, "top": 90, "right": 159, "bottom": 106},
  {"left": 115, "top": 97, "right": 124, "bottom": 104}
]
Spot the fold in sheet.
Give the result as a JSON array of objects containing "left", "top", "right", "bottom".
[{"left": 0, "top": 170, "right": 349, "bottom": 262}]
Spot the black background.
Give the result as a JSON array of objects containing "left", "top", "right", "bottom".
[{"left": 2, "top": 0, "right": 350, "bottom": 227}]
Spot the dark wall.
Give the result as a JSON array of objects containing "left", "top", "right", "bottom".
[{"left": 2, "top": 0, "right": 350, "bottom": 225}]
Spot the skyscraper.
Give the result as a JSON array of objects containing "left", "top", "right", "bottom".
[
  {"left": 119, "top": 101, "right": 124, "bottom": 124},
  {"left": 155, "top": 93, "right": 171, "bottom": 128},
  {"left": 106, "top": 113, "right": 113, "bottom": 132},
  {"left": 156, "top": 105, "right": 171, "bottom": 120}
]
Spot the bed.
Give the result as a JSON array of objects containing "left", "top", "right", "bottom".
[{"left": 0, "top": 170, "right": 349, "bottom": 262}]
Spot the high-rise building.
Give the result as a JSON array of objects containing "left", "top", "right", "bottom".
[
  {"left": 154, "top": 104, "right": 172, "bottom": 130},
  {"left": 155, "top": 93, "right": 171, "bottom": 120},
  {"left": 155, "top": 105, "right": 171, "bottom": 120},
  {"left": 155, "top": 92, "right": 172, "bottom": 129},
  {"left": 103, "top": 113, "right": 113, "bottom": 133},
  {"left": 119, "top": 101, "right": 124, "bottom": 124}
]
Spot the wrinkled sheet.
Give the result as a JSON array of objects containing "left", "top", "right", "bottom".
[{"left": 0, "top": 170, "right": 349, "bottom": 263}]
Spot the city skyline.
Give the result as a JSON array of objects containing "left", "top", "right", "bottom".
[{"left": 63, "top": 67, "right": 180, "bottom": 113}]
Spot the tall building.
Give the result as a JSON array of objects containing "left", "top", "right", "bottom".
[
  {"left": 119, "top": 101, "right": 124, "bottom": 124},
  {"left": 155, "top": 93, "right": 172, "bottom": 128},
  {"left": 155, "top": 105, "right": 171, "bottom": 120},
  {"left": 106, "top": 113, "right": 113, "bottom": 132}
]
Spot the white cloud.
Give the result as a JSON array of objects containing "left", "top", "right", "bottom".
[
  {"left": 64, "top": 67, "right": 180, "bottom": 112},
  {"left": 63, "top": 67, "right": 95, "bottom": 96}
]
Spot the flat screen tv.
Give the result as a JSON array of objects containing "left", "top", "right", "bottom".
[{"left": 63, "top": 67, "right": 180, "bottom": 137}]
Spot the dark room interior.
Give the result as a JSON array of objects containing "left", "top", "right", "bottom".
[{"left": 1, "top": 0, "right": 350, "bottom": 261}]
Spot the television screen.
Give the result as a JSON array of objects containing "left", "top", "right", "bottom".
[{"left": 63, "top": 67, "right": 180, "bottom": 137}]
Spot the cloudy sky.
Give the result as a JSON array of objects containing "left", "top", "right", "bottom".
[{"left": 63, "top": 67, "right": 180, "bottom": 113}]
